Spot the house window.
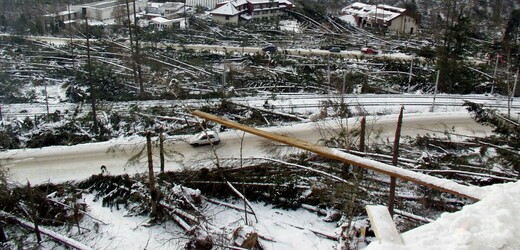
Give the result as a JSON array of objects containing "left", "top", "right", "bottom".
[{"left": 226, "top": 16, "right": 229, "bottom": 20}]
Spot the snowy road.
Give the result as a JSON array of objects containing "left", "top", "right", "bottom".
[
  {"left": 23, "top": 35, "right": 415, "bottom": 60},
  {"left": 0, "top": 112, "right": 492, "bottom": 185}
]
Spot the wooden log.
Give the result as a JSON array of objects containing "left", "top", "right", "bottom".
[
  {"left": 191, "top": 110, "right": 481, "bottom": 201},
  {"left": 0, "top": 211, "right": 93, "bottom": 250}
]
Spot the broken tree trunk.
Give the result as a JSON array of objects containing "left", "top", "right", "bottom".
[
  {"left": 146, "top": 132, "right": 158, "bottom": 217},
  {"left": 231, "top": 102, "right": 305, "bottom": 121},
  {"left": 85, "top": 16, "right": 98, "bottom": 135},
  {"left": 388, "top": 106, "right": 404, "bottom": 216},
  {"left": 226, "top": 181, "right": 258, "bottom": 223},
  {"left": 132, "top": 0, "right": 144, "bottom": 95},
  {"left": 45, "top": 199, "right": 109, "bottom": 225},
  {"left": 0, "top": 211, "right": 93, "bottom": 250},
  {"left": 160, "top": 133, "right": 165, "bottom": 173},
  {"left": 124, "top": 0, "right": 138, "bottom": 89},
  {"left": 27, "top": 181, "right": 42, "bottom": 243},
  {"left": 359, "top": 116, "right": 366, "bottom": 152},
  {"left": 0, "top": 223, "right": 6, "bottom": 242},
  {"left": 191, "top": 110, "right": 481, "bottom": 201}
]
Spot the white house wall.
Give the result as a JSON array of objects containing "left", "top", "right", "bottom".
[
  {"left": 388, "top": 15, "right": 418, "bottom": 34},
  {"left": 70, "top": 0, "right": 147, "bottom": 21},
  {"left": 251, "top": 9, "right": 281, "bottom": 20},
  {"left": 212, "top": 14, "right": 239, "bottom": 23}
]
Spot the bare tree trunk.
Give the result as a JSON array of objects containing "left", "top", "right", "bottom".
[
  {"left": 388, "top": 106, "right": 404, "bottom": 216},
  {"left": 159, "top": 133, "right": 165, "bottom": 173},
  {"left": 0, "top": 223, "right": 7, "bottom": 242},
  {"left": 74, "top": 200, "right": 81, "bottom": 234},
  {"left": 239, "top": 131, "right": 248, "bottom": 225},
  {"left": 132, "top": 0, "right": 144, "bottom": 96},
  {"left": 0, "top": 211, "right": 92, "bottom": 249},
  {"left": 27, "top": 181, "right": 42, "bottom": 243},
  {"left": 359, "top": 116, "right": 366, "bottom": 152},
  {"left": 85, "top": 16, "right": 98, "bottom": 135},
  {"left": 146, "top": 132, "right": 158, "bottom": 217},
  {"left": 125, "top": 0, "right": 138, "bottom": 89}
]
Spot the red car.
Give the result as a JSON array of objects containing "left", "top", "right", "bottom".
[{"left": 361, "top": 47, "right": 379, "bottom": 55}]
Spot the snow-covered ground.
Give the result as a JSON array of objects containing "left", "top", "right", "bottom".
[
  {"left": 1, "top": 111, "right": 492, "bottom": 185},
  {"left": 74, "top": 194, "right": 337, "bottom": 250},
  {"left": 1, "top": 88, "right": 518, "bottom": 249},
  {"left": 365, "top": 180, "right": 520, "bottom": 250}
]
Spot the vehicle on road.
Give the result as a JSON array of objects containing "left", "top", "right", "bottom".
[
  {"left": 361, "top": 47, "right": 379, "bottom": 55},
  {"left": 189, "top": 130, "right": 220, "bottom": 146},
  {"left": 262, "top": 43, "right": 277, "bottom": 53},
  {"left": 329, "top": 47, "right": 341, "bottom": 53}
]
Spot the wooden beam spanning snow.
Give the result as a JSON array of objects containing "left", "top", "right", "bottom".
[{"left": 191, "top": 110, "right": 481, "bottom": 201}]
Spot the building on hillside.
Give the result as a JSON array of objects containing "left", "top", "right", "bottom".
[
  {"left": 44, "top": 9, "right": 80, "bottom": 27},
  {"left": 69, "top": 0, "right": 148, "bottom": 21},
  {"left": 340, "top": 2, "right": 418, "bottom": 34},
  {"left": 186, "top": 0, "right": 226, "bottom": 9},
  {"left": 150, "top": 16, "right": 186, "bottom": 29},
  {"left": 210, "top": 0, "right": 294, "bottom": 24},
  {"left": 145, "top": 2, "right": 186, "bottom": 19}
]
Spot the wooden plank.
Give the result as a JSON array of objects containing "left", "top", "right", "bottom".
[
  {"left": 191, "top": 110, "right": 481, "bottom": 201},
  {"left": 366, "top": 205, "right": 403, "bottom": 245}
]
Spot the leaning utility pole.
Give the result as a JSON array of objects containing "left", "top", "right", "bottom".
[{"left": 85, "top": 15, "right": 98, "bottom": 134}]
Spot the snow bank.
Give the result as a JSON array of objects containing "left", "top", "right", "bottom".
[{"left": 365, "top": 180, "right": 520, "bottom": 250}]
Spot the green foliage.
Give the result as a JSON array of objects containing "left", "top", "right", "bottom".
[
  {"left": 0, "top": 73, "right": 31, "bottom": 103},
  {"left": 78, "top": 174, "right": 150, "bottom": 212},
  {"left": 503, "top": 9, "right": 520, "bottom": 42},
  {"left": 0, "top": 125, "right": 20, "bottom": 150},
  {"left": 464, "top": 101, "right": 519, "bottom": 140},
  {"left": 464, "top": 101, "right": 520, "bottom": 177},
  {"left": 401, "top": 0, "right": 420, "bottom": 23},
  {"left": 70, "top": 62, "right": 137, "bottom": 101},
  {"left": 436, "top": 4, "right": 476, "bottom": 93}
]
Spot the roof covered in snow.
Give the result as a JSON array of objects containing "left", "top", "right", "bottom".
[
  {"left": 341, "top": 2, "right": 408, "bottom": 22},
  {"left": 248, "top": 0, "right": 273, "bottom": 3},
  {"left": 231, "top": 0, "right": 248, "bottom": 6},
  {"left": 210, "top": 2, "right": 240, "bottom": 15},
  {"left": 279, "top": 0, "right": 294, "bottom": 7},
  {"left": 151, "top": 17, "right": 173, "bottom": 24}
]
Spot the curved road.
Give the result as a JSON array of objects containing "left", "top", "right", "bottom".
[{"left": 0, "top": 112, "right": 492, "bottom": 185}]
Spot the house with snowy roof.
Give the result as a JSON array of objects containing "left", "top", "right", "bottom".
[
  {"left": 144, "top": 2, "right": 186, "bottom": 19},
  {"left": 340, "top": 2, "right": 418, "bottom": 34},
  {"left": 150, "top": 16, "right": 186, "bottom": 30},
  {"left": 69, "top": 0, "right": 148, "bottom": 21},
  {"left": 210, "top": 0, "right": 294, "bottom": 24},
  {"left": 186, "top": 0, "right": 226, "bottom": 10}
]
